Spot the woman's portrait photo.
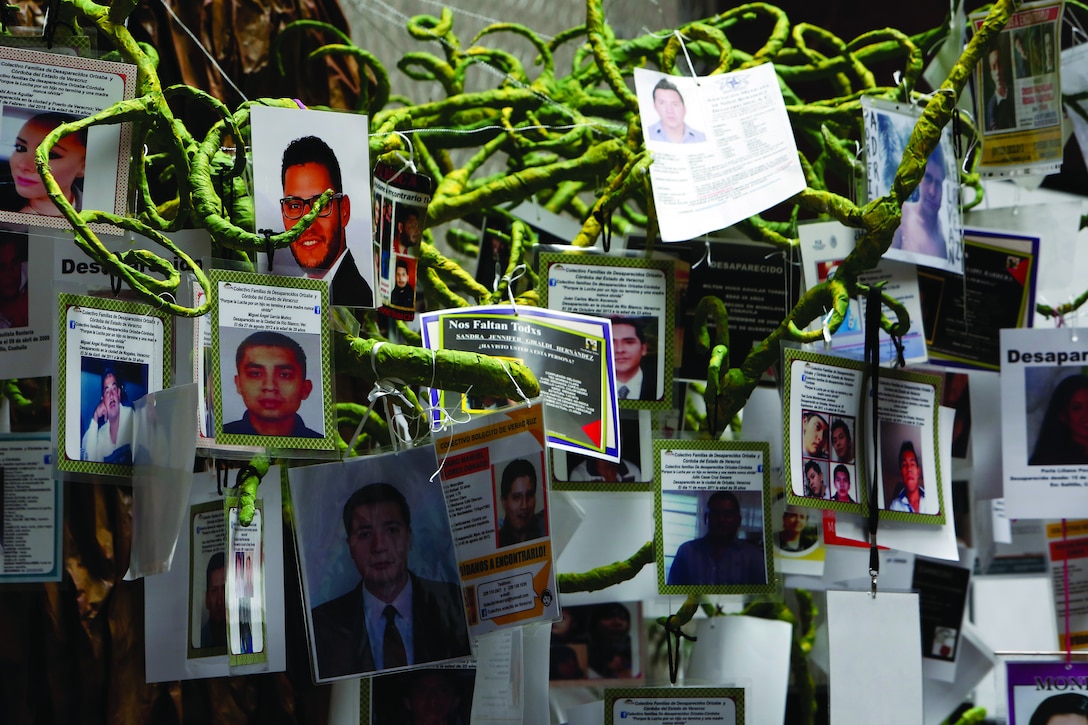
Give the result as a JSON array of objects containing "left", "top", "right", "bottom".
[
  {"left": 1, "top": 107, "right": 86, "bottom": 217},
  {"left": 1027, "top": 369, "right": 1088, "bottom": 466}
]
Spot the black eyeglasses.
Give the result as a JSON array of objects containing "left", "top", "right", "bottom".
[{"left": 280, "top": 193, "right": 344, "bottom": 220}]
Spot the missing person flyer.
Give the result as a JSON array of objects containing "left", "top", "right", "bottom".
[
  {"left": 0, "top": 435, "right": 61, "bottom": 582},
  {"left": 655, "top": 440, "right": 775, "bottom": 596},
  {"left": 374, "top": 160, "right": 432, "bottom": 320},
  {"left": 797, "top": 221, "right": 928, "bottom": 366},
  {"left": 604, "top": 687, "right": 746, "bottom": 725},
  {"left": 0, "top": 46, "right": 136, "bottom": 231},
  {"left": 674, "top": 240, "right": 800, "bottom": 382},
  {"left": 1046, "top": 521, "right": 1088, "bottom": 651},
  {"left": 58, "top": 293, "right": 170, "bottom": 477},
  {"left": 433, "top": 402, "right": 560, "bottom": 637},
  {"left": 1000, "top": 328, "right": 1088, "bottom": 518},
  {"left": 421, "top": 304, "right": 621, "bottom": 462},
  {"left": 971, "top": 1, "right": 1064, "bottom": 176},
  {"left": 209, "top": 269, "right": 335, "bottom": 453},
  {"left": 917, "top": 228, "right": 1038, "bottom": 371},
  {"left": 867, "top": 368, "right": 945, "bottom": 525},
  {"left": 783, "top": 348, "right": 866, "bottom": 514},
  {"left": 634, "top": 63, "right": 805, "bottom": 242},
  {"left": 539, "top": 252, "right": 674, "bottom": 409},
  {"left": 1007, "top": 661, "right": 1088, "bottom": 724}
]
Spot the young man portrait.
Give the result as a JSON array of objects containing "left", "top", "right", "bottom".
[
  {"left": 223, "top": 330, "right": 322, "bottom": 438},
  {"left": 81, "top": 365, "right": 135, "bottom": 464},
  {"left": 497, "top": 458, "right": 547, "bottom": 547},
  {"left": 612, "top": 317, "right": 660, "bottom": 401},
  {"left": 279, "top": 135, "right": 373, "bottom": 307},
  {"left": 646, "top": 78, "right": 706, "bottom": 145},
  {"left": 310, "top": 483, "right": 471, "bottom": 678}
]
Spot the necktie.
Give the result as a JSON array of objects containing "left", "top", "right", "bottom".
[
  {"left": 618, "top": 385, "right": 629, "bottom": 399},
  {"left": 383, "top": 604, "right": 407, "bottom": 668}
]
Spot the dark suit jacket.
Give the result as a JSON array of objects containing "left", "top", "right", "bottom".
[
  {"left": 331, "top": 250, "right": 374, "bottom": 308},
  {"left": 311, "top": 573, "right": 471, "bottom": 680},
  {"left": 636, "top": 358, "right": 659, "bottom": 401}
]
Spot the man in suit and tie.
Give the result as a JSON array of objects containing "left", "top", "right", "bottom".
[
  {"left": 612, "top": 318, "right": 659, "bottom": 401},
  {"left": 310, "top": 483, "right": 471, "bottom": 679}
]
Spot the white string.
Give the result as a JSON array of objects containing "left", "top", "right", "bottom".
[
  {"left": 157, "top": 0, "right": 249, "bottom": 102},
  {"left": 502, "top": 263, "right": 528, "bottom": 314}
]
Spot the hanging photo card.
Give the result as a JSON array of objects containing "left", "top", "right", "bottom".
[
  {"left": 0, "top": 46, "right": 136, "bottom": 230},
  {"left": 226, "top": 497, "right": 267, "bottom": 668},
  {"left": 433, "top": 401, "right": 561, "bottom": 638},
  {"left": 868, "top": 368, "right": 946, "bottom": 524},
  {"left": 970, "top": 0, "right": 1064, "bottom": 176},
  {"left": 797, "top": 220, "right": 928, "bottom": 366},
  {"left": 209, "top": 269, "right": 335, "bottom": 454},
  {"left": 1062, "top": 43, "right": 1088, "bottom": 174},
  {"left": 655, "top": 440, "right": 775, "bottom": 595},
  {"left": 539, "top": 252, "right": 674, "bottom": 409},
  {"left": 604, "top": 687, "right": 745, "bottom": 725},
  {"left": 633, "top": 64, "right": 805, "bottom": 242},
  {"left": 0, "top": 434, "right": 61, "bottom": 582},
  {"left": 673, "top": 239, "right": 800, "bottom": 382},
  {"left": 250, "top": 105, "right": 375, "bottom": 308},
  {"left": 420, "top": 304, "right": 620, "bottom": 462},
  {"left": 289, "top": 445, "right": 472, "bottom": 683},
  {"left": 917, "top": 228, "right": 1039, "bottom": 371},
  {"left": 1045, "top": 520, "right": 1088, "bottom": 652},
  {"left": 57, "top": 293, "right": 170, "bottom": 477},
  {"left": 1000, "top": 328, "right": 1088, "bottom": 519},
  {"left": 373, "top": 160, "right": 432, "bottom": 320},
  {"left": 1007, "top": 661, "right": 1088, "bottom": 724},
  {"left": 783, "top": 348, "right": 866, "bottom": 514},
  {"left": 862, "top": 96, "right": 963, "bottom": 274},
  {"left": 551, "top": 409, "right": 652, "bottom": 491}
]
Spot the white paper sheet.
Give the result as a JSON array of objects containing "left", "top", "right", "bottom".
[
  {"left": 685, "top": 616, "right": 791, "bottom": 725},
  {"left": 827, "top": 590, "right": 923, "bottom": 725},
  {"left": 1000, "top": 328, "right": 1088, "bottom": 518},
  {"left": 634, "top": 64, "right": 805, "bottom": 242}
]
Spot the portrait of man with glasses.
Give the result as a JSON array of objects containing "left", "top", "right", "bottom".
[{"left": 278, "top": 135, "right": 374, "bottom": 307}]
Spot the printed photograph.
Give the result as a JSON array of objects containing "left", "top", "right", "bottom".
[
  {"left": 290, "top": 448, "right": 471, "bottom": 682},
  {"left": 217, "top": 327, "right": 325, "bottom": 440},
  {"left": 1025, "top": 366, "right": 1088, "bottom": 466},
  {"left": 611, "top": 315, "right": 662, "bottom": 402},
  {"left": 370, "top": 667, "right": 476, "bottom": 725},
  {"left": 0, "top": 229, "right": 28, "bottom": 329},
  {"left": 78, "top": 357, "right": 148, "bottom": 465},
  {"left": 250, "top": 106, "right": 374, "bottom": 308},
  {"left": 0, "top": 105, "right": 86, "bottom": 216},
  {"left": 773, "top": 500, "right": 820, "bottom": 555},
  {"left": 661, "top": 489, "right": 767, "bottom": 588},
  {"left": 493, "top": 454, "right": 549, "bottom": 548},
  {"left": 880, "top": 421, "right": 938, "bottom": 515},
  {"left": 561, "top": 413, "right": 647, "bottom": 484}
]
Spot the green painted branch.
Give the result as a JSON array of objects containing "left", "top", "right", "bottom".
[
  {"left": 237, "top": 455, "right": 271, "bottom": 526},
  {"left": 558, "top": 540, "right": 655, "bottom": 592},
  {"left": 2, "top": 379, "right": 32, "bottom": 408},
  {"left": 654, "top": 594, "right": 702, "bottom": 629},
  {"left": 336, "top": 335, "right": 540, "bottom": 400}
]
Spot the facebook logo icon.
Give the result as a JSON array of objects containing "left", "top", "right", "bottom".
[
  {"left": 69, "top": 320, "right": 76, "bottom": 329},
  {"left": 314, "top": 305, "right": 321, "bottom": 314}
]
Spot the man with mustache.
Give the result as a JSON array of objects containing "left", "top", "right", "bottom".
[{"left": 280, "top": 135, "right": 373, "bottom": 307}]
